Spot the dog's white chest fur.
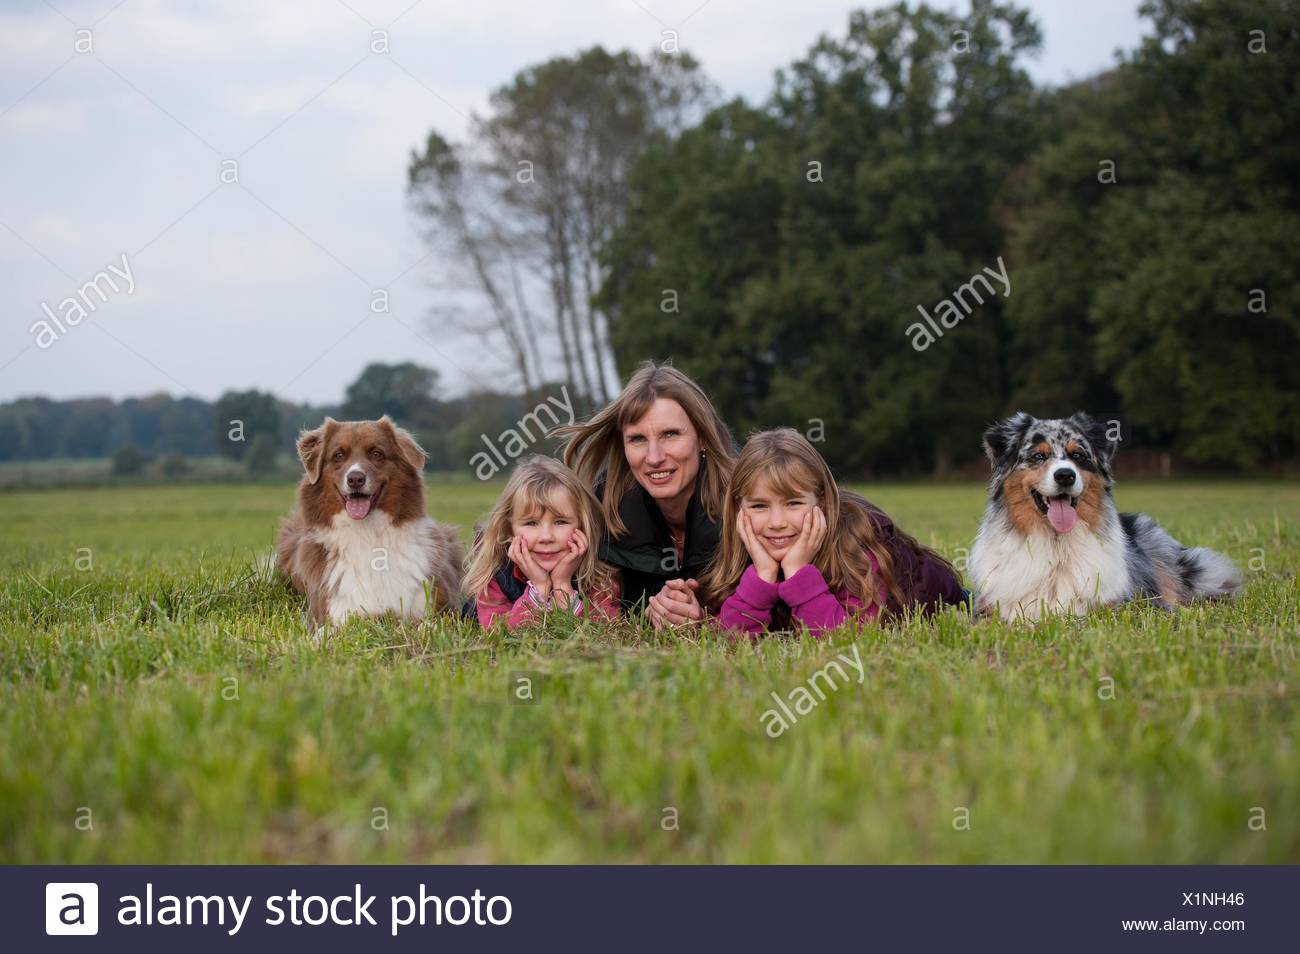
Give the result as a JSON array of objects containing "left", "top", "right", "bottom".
[
  {"left": 313, "top": 512, "right": 438, "bottom": 624},
  {"left": 971, "top": 513, "right": 1131, "bottom": 620}
]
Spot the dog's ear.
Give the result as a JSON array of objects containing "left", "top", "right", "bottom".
[
  {"left": 1069, "top": 411, "right": 1117, "bottom": 472},
  {"left": 379, "top": 415, "right": 427, "bottom": 472},
  {"left": 297, "top": 417, "right": 336, "bottom": 484},
  {"left": 982, "top": 412, "right": 1034, "bottom": 468}
]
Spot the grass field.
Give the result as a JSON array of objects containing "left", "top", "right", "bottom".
[{"left": 1, "top": 479, "right": 1296, "bottom": 863}]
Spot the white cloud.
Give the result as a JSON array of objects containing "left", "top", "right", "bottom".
[{"left": 0, "top": 98, "right": 89, "bottom": 133}]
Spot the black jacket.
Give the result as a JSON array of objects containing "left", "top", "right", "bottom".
[{"left": 596, "top": 480, "right": 721, "bottom": 613}]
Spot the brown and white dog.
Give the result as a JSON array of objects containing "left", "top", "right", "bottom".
[{"left": 276, "top": 416, "right": 464, "bottom": 627}]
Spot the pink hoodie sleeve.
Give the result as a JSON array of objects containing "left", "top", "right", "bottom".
[
  {"left": 575, "top": 573, "right": 622, "bottom": 621},
  {"left": 717, "top": 565, "right": 780, "bottom": 637},
  {"left": 476, "top": 574, "right": 548, "bottom": 629},
  {"left": 778, "top": 552, "right": 884, "bottom": 637}
]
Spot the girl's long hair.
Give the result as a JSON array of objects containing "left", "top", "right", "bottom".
[
  {"left": 462, "top": 455, "right": 617, "bottom": 603},
  {"left": 701, "top": 429, "right": 946, "bottom": 622},
  {"left": 553, "top": 361, "right": 737, "bottom": 537}
]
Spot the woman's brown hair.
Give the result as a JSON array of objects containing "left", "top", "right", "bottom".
[{"left": 554, "top": 361, "right": 737, "bottom": 537}]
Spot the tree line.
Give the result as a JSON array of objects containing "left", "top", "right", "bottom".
[
  {"left": 0, "top": 363, "right": 571, "bottom": 474},
  {"left": 412, "top": 0, "right": 1298, "bottom": 474}
]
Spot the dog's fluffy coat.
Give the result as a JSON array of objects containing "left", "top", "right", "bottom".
[
  {"left": 276, "top": 416, "right": 464, "bottom": 627},
  {"left": 969, "top": 412, "right": 1240, "bottom": 620}
]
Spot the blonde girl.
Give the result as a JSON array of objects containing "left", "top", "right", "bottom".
[{"left": 464, "top": 456, "right": 621, "bottom": 627}]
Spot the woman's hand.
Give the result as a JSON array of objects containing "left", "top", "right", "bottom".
[
  {"left": 780, "top": 505, "right": 826, "bottom": 578},
  {"left": 738, "top": 510, "right": 781, "bottom": 584},
  {"left": 648, "top": 578, "right": 704, "bottom": 629},
  {"left": 508, "top": 535, "right": 552, "bottom": 596},
  {"left": 549, "top": 529, "right": 587, "bottom": 599}
]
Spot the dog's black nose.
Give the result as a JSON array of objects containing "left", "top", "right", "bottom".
[
  {"left": 346, "top": 471, "right": 366, "bottom": 491},
  {"left": 1053, "top": 468, "right": 1076, "bottom": 487}
]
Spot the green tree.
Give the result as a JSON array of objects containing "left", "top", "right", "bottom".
[
  {"left": 1006, "top": 0, "right": 1299, "bottom": 466},
  {"left": 62, "top": 398, "right": 116, "bottom": 457},
  {"left": 213, "top": 390, "right": 280, "bottom": 461},
  {"left": 999, "top": 74, "right": 1126, "bottom": 417},
  {"left": 245, "top": 433, "right": 277, "bottom": 477},
  {"left": 342, "top": 362, "right": 440, "bottom": 425},
  {"left": 603, "top": 1, "right": 1044, "bottom": 474},
  {"left": 158, "top": 454, "right": 191, "bottom": 478},
  {"left": 111, "top": 445, "right": 147, "bottom": 477},
  {"left": 158, "top": 397, "right": 216, "bottom": 456},
  {"left": 3, "top": 398, "right": 62, "bottom": 459}
]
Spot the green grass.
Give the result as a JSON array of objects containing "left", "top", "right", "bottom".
[{"left": 1, "top": 479, "right": 1297, "bottom": 863}]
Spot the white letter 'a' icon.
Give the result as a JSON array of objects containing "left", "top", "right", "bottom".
[{"left": 45, "top": 883, "right": 99, "bottom": 935}]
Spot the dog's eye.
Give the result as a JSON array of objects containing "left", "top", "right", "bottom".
[
  {"left": 1069, "top": 450, "right": 1086, "bottom": 462},
  {"left": 1030, "top": 452, "right": 1047, "bottom": 464},
  {"left": 370, "top": 449, "right": 385, "bottom": 461},
  {"left": 332, "top": 450, "right": 346, "bottom": 462}
]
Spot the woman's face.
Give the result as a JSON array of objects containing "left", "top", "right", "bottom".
[
  {"left": 740, "top": 476, "right": 820, "bottom": 562},
  {"left": 511, "top": 487, "right": 578, "bottom": 574},
  {"left": 622, "top": 397, "right": 701, "bottom": 511}
]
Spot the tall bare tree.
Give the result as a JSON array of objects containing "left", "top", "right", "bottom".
[{"left": 408, "top": 47, "right": 714, "bottom": 409}]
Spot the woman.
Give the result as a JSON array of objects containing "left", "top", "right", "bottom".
[{"left": 555, "top": 361, "right": 737, "bottom": 628}]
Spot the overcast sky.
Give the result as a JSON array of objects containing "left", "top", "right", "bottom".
[{"left": 0, "top": 0, "right": 1146, "bottom": 406}]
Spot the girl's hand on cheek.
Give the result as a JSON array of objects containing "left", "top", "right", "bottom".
[
  {"left": 739, "top": 511, "right": 780, "bottom": 583},
  {"left": 509, "top": 535, "right": 552, "bottom": 592},
  {"left": 550, "top": 529, "right": 586, "bottom": 595},
  {"left": 780, "top": 505, "right": 826, "bottom": 577}
]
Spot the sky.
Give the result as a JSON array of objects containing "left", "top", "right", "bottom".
[{"left": 0, "top": 0, "right": 1147, "bottom": 406}]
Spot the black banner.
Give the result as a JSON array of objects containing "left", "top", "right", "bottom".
[{"left": 4, "top": 865, "right": 1291, "bottom": 950}]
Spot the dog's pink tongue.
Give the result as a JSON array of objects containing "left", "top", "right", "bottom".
[
  {"left": 345, "top": 495, "right": 372, "bottom": 520},
  {"left": 1047, "top": 497, "right": 1077, "bottom": 533}
]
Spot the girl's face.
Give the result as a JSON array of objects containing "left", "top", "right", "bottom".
[
  {"left": 740, "top": 475, "right": 820, "bottom": 562},
  {"left": 622, "top": 397, "right": 701, "bottom": 509},
  {"left": 511, "top": 487, "right": 580, "bottom": 573}
]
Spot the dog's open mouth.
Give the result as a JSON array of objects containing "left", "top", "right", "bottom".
[
  {"left": 1031, "top": 489, "right": 1079, "bottom": 534},
  {"left": 341, "top": 487, "right": 381, "bottom": 520}
]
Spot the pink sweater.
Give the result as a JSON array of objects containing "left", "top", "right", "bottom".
[
  {"left": 717, "top": 556, "right": 882, "bottom": 638},
  {"left": 476, "top": 565, "right": 622, "bottom": 628}
]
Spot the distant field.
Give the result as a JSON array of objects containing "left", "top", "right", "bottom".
[{"left": 1, "top": 479, "right": 1296, "bottom": 862}]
